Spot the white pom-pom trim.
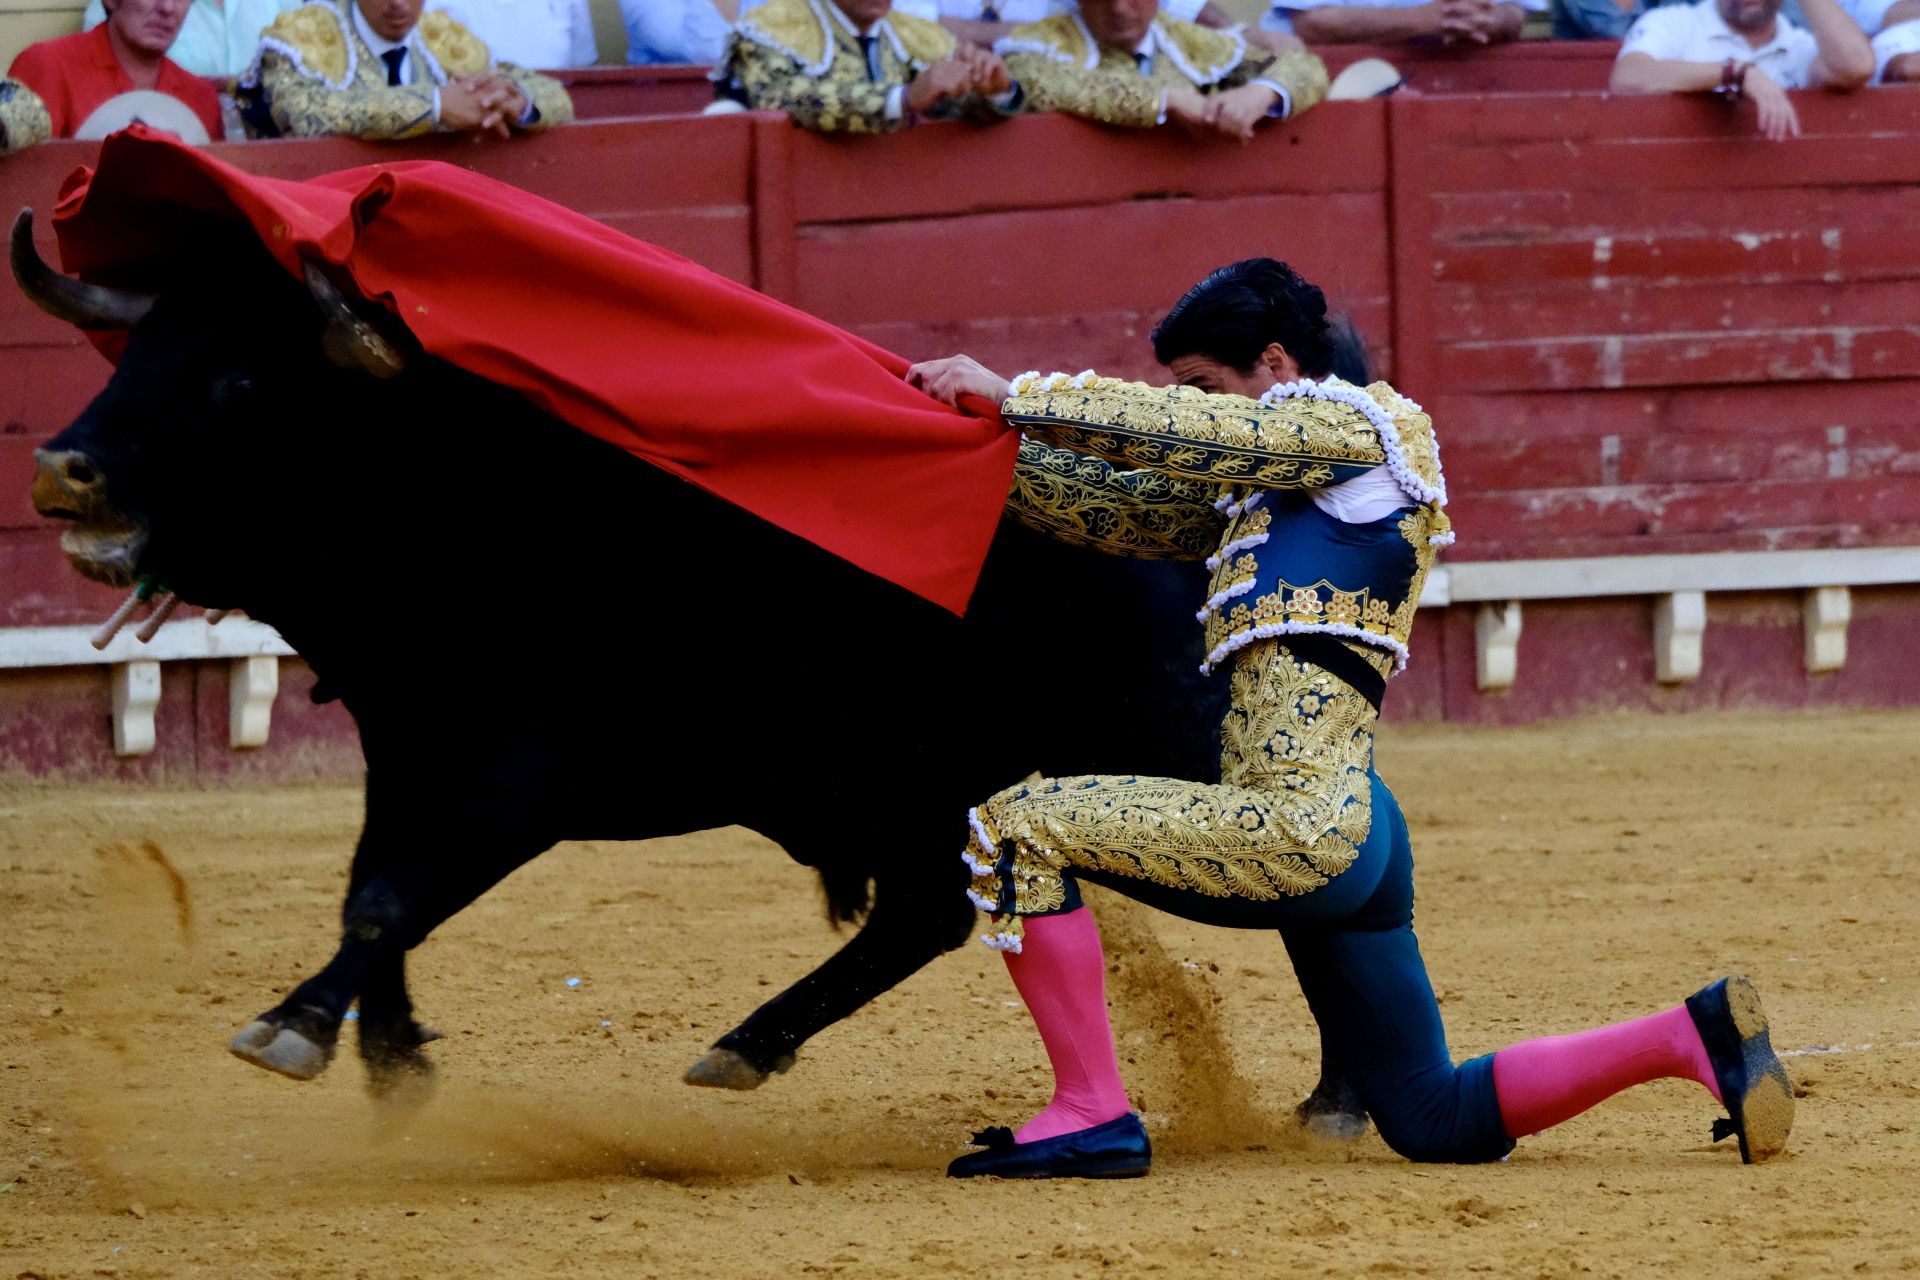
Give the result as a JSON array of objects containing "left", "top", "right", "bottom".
[
  {"left": 1260, "top": 376, "right": 1446, "bottom": 507},
  {"left": 967, "top": 888, "right": 999, "bottom": 912},
  {"left": 1201, "top": 620, "right": 1409, "bottom": 677},
  {"left": 1204, "top": 530, "right": 1268, "bottom": 574},
  {"left": 1196, "top": 576, "right": 1258, "bottom": 622},
  {"left": 982, "top": 931, "right": 1024, "bottom": 953}
]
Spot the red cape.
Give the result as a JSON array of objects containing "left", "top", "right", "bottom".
[{"left": 51, "top": 129, "right": 1017, "bottom": 615}]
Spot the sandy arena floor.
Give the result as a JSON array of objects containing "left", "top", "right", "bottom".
[{"left": 2, "top": 709, "right": 1917, "bottom": 1279}]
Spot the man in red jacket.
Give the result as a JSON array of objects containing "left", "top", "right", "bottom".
[{"left": 8, "top": 0, "right": 224, "bottom": 142}]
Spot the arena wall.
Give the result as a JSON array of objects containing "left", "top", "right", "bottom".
[{"left": 2, "top": 90, "right": 1918, "bottom": 775}]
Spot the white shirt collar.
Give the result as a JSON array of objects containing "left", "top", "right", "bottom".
[
  {"left": 1132, "top": 24, "right": 1160, "bottom": 57},
  {"left": 350, "top": 1, "right": 413, "bottom": 62},
  {"left": 821, "top": 0, "right": 886, "bottom": 39}
]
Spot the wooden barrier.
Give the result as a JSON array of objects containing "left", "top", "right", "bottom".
[
  {"left": 2, "top": 85, "right": 1919, "bottom": 762},
  {"left": 547, "top": 45, "right": 1625, "bottom": 121}
]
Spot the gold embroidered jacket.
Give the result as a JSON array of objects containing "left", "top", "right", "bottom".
[
  {"left": 995, "top": 12, "right": 1327, "bottom": 128},
  {"left": 1000, "top": 372, "right": 1450, "bottom": 668},
  {"left": 242, "top": 1, "right": 572, "bottom": 140},
  {"left": 0, "top": 77, "right": 52, "bottom": 154},
  {"left": 719, "top": 0, "right": 1012, "bottom": 133}
]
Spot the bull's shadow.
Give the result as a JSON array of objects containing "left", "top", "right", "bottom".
[{"left": 17, "top": 212, "right": 1249, "bottom": 1108}]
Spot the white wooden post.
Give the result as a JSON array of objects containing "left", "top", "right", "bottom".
[
  {"left": 228, "top": 655, "right": 279, "bottom": 749},
  {"left": 110, "top": 660, "right": 161, "bottom": 757},
  {"left": 1803, "top": 586, "right": 1851, "bottom": 674},
  {"left": 1654, "top": 591, "right": 1707, "bottom": 683},
  {"left": 1475, "top": 601, "right": 1523, "bottom": 691}
]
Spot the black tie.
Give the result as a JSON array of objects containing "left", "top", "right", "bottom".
[
  {"left": 1134, "top": 51, "right": 1153, "bottom": 76},
  {"left": 857, "top": 34, "right": 882, "bottom": 82},
  {"left": 381, "top": 47, "right": 407, "bottom": 86}
]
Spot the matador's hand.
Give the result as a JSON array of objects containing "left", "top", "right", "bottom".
[{"left": 906, "top": 355, "right": 1012, "bottom": 411}]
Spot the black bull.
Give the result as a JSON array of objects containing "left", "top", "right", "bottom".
[{"left": 17, "top": 213, "right": 1356, "bottom": 1127}]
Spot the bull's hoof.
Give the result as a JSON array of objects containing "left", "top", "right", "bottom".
[
  {"left": 1296, "top": 1079, "right": 1370, "bottom": 1143},
  {"left": 229, "top": 1020, "right": 333, "bottom": 1081},
  {"left": 365, "top": 1051, "right": 439, "bottom": 1108},
  {"left": 682, "top": 1047, "right": 796, "bottom": 1091},
  {"left": 359, "top": 1019, "right": 442, "bottom": 1104}
]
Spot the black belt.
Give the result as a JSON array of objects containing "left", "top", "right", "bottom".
[{"left": 1271, "top": 632, "right": 1388, "bottom": 713}]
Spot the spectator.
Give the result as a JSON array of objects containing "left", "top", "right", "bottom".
[
  {"left": 997, "top": 0, "right": 1327, "bottom": 137},
  {"left": 239, "top": 0, "right": 573, "bottom": 138},
  {"left": 715, "top": 0, "right": 1024, "bottom": 132},
  {"left": 0, "top": 77, "right": 54, "bottom": 153},
  {"left": 1874, "top": 11, "right": 1918, "bottom": 80},
  {"left": 939, "top": 0, "right": 1306, "bottom": 53},
  {"left": 1259, "top": 0, "right": 1545, "bottom": 45},
  {"left": 1556, "top": 0, "right": 1810, "bottom": 41},
  {"left": 428, "top": 0, "right": 597, "bottom": 68},
  {"left": 79, "top": 0, "right": 299, "bottom": 78},
  {"left": 1837, "top": 0, "right": 1920, "bottom": 80},
  {"left": 623, "top": 0, "right": 737, "bottom": 64},
  {"left": 1610, "top": 0, "right": 1873, "bottom": 138},
  {"left": 8, "top": 0, "right": 225, "bottom": 141}
]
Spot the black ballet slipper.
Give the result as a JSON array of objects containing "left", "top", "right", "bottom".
[
  {"left": 945, "top": 1113, "right": 1151, "bottom": 1180},
  {"left": 1685, "top": 975, "right": 1795, "bottom": 1164}
]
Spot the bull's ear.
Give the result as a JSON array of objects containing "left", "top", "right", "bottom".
[
  {"left": 303, "top": 260, "right": 411, "bottom": 379},
  {"left": 10, "top": 208, "right": 157, "bottom": 330}
]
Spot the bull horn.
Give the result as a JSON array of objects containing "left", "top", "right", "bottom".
[
  {"left": 303, "top": 260, "right": 409, "bottom": 379},
  {"left": 9, "top": 208, "right": 157, "bottom": 330}
]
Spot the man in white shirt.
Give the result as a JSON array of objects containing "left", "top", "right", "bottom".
[
  {"left": 1258, "top": 0, "right": 1545, "bottom": 46},
  {"left": 429, "top": 0, "right": 597, "bottom": 67},
  {"left": 1836, "top": 0, "right": 1920, "bottom": 81},
  {"left": 1610, "top": 0, "right": 1872, "bottom": 140}
]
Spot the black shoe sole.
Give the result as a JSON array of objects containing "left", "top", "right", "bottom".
[{"left": 1690, "top": 975, "right": 1794, "bottom": 1165}]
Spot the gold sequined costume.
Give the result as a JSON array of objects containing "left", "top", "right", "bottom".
[
  {"left": 995, "top": 12, "right": 1327, "bottom": 128},
  {"left": 240, "top": 1, "right": 572, "bottom": 140},
  {"left": 0, "top": 77, "right": 53, "bottom": 154},
  {"left": 718, "top": 0, "right": 1018, "bottom": 133},
  {"left": 965, "top": 373, "right": 1448, "bottom": 950}
]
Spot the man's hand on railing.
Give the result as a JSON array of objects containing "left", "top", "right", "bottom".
[{"left": 1743, "top": 66, "right": 1801, "bottom": 140}]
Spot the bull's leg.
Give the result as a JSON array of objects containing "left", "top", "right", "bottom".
[
  {"left": 230, "top": 829, "right": 550, "bottom": 1087},
  {"left": 354, "top": 950, "right": 443, "bottom": 1099},
  {"left": 686, "top": 870, "right": 976, "bottom": 1089}
]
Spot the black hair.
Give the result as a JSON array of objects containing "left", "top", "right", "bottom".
[{"left": 1150, "top": 258, "right": 1339, "bottom": 380}]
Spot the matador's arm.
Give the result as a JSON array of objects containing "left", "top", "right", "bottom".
[
  {"left": 1000, "top": 371, "right": 1388, "bottom": 490},
  {"left": 1005, "top": 437, "right": 1223, "bottom": 559},
  {"left": 726, "top": 39, "right": 898, "bottom": 133},
  {"left": 259, "top": 52, "right": 440, "bottom": 138}
]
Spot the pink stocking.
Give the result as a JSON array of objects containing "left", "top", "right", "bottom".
[
  {"left": 1492, "top": 1005, "right": 1723, "bottom": 1139},
  {"left": 1001, "top": 908, "right": 1132, "bottom": 1143}
]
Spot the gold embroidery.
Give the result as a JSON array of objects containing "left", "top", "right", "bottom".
[
  {"left": 965, "top": 639, "right": 1376, "bottom": 944},
  {"left": 999, "top": 14, "right": 1327, "bottom": 129},
  {"left": 0, "top": 78, "right": 52, "bottom": 153},
  {"left": 1003, "top": 438, "right": 1222, "bottom": 560},
  {"left": 1003, "top": 377, "right": 1387, "bottom": 489},
  {"left": 249, "top": 2, "right": 571, "bottom": 139}
]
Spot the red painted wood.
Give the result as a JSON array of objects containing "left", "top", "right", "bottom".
[
  {"left": 785, "top": 102, "right": 1387, "bottom": 224},
  {"left": 549, "top": 64, "right": 716, "bottom": 120},
  {"left": 791, "top": 192, "right": 1389, "bottom": 326}
]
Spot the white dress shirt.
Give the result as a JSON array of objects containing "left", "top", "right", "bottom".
[
  {"left": 1870, "top": 16, "right": 1920, "bottom": 79},
  {"left": 1618, "top": 0, "right": 1822, "bottom": 86},
  {"left": 1263, "top": 0, "right": 1546, "bottom": 35}
]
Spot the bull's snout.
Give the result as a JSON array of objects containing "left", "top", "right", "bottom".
[{"left": 32, "top": 448, "right": 105, "bottom": 521}]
